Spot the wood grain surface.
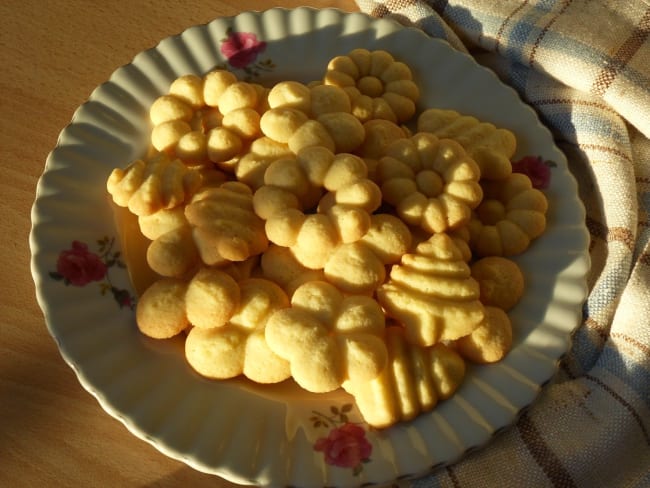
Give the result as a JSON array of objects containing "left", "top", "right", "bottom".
[{"left": 0, "top": 1, "right": 358, "bottom": 486}]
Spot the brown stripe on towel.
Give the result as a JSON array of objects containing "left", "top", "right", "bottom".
[
  {"left": 445, "top": 465, "right": 461, "bottom": 488},
  {"left": 532, "top": 97, "right": 618, "bottom": 115},
  {"left": 584, "top": 374, "right": 650, "bottom": 444},
  {"left": 529, "top": 0, "right": 573, "bottom": 67},
  {"left": 495, "top": 0, "right": 529, "bottom": 52},
  {"left": 607, "top": 227, "right": 636, "bottom": 252},
  {"left": 585, "top": 316, "right": 609, "bottom": 342},
  {"left": 591, "top": 8, "right": 650, "bottom": 96},
  {"left": 586, "top": 219, "right": 634, "bottom": 252},
  {"left": 611, "top": 332, "right": 650, "bottom": 357},
  {"left": 640, "top": 250, "right": 650, "bottom": 267},
  {"left": 370, "top": 0, "right": 417, "bottom": 18},
  {"left": 518, "top": 410, "right": 578, "bottom": 488},
  {"left": 580, "top": 143, "right": 633, "bottom": 164}
]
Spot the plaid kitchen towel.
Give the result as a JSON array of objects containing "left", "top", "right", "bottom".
[{"left": 354, "top": 1, "right": 650, "bottom": 487}]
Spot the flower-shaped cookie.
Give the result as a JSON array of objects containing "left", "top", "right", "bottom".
[
  {"left": 376, "top": 132, "right": 483, "bottom": 234},
  {"left": 185, "top": 181, "right": 269, "bottom": 266},
  {"left": 377, "top": 233, "right": 485, "bottom": 347},
  {"left": 184, "top": 276, "right": 292, "bottom": 383},
  {"left": 417, "top": 108, "right": 517, "bottom": 181},
  {"left": 252, "top": 146, "right": 382, "bottom": 269},
  {"left": 259, "top": 106, "right": 365, "bottom": 155},
  {"left": 343, "top": 325, "right": 466, "bottom": 428},
  {"left": 143, "top": 180, "right": 269, "bottom": 277},
  {"left": 323, "top": 48, "right": 420, "bottom": 124},
  {"left": 468, "top": 172, "right": 548, "bottom": 257},
  {"left": 264, "top": 281, "right": 388, "bottom": 393},
  {"left": 253, "top": 145, "right": 382, "bottom": 217},
  {"left": 149, "top": 69, "right": 266, "bottom": 165},
  {"left": 259, "top": 244, "right": 325, "bottom": 297},
  {"left": 107, "top": 152, "right": 203, "bottom": 216},
  {"left": 323, "top": 213, "right": 412, "bottom": 295}
]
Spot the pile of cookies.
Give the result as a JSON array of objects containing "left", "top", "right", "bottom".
[{"left": 106, "top": 48, "right": 548, "bottom": 428}]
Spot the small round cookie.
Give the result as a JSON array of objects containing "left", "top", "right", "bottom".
[
  {"left": 146, "top": 225, "right": 200, "bottom": 278},
  {"left": 471, "top": 256, "right": 525, "bottom": 311},
  {"left": 184, "top": 267, "right": 240, "bottom": 329},
  {"left": 455, "top": 306, "right": 513, "bottom": 363},
  {"left": 136, "top": 278, "right": 189, "bottom": 339}
]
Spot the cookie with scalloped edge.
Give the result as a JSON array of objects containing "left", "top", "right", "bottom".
[
  {"left": 468, "top": 172, "right": 548, "bottom": 257},
  {"left": 417, "top": 108, "right": 516, "bottom": 181},
  {"left": 184, "top": 277, "right": 291, "bottom": 383},
  {"left": 376, "top": 132, "right": 483, "bottom": 233},
  {"left": 264, "top": 280, "right": 387, "bottom": 393},
  {"left": 323, "top": 48, "right": 420, "bottom": 124}
]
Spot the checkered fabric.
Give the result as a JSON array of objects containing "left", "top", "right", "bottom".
[{"left": 354, "top": 1, "right": 650, "bottom": 487}]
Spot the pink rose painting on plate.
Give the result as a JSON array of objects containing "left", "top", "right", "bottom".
[
  {"left": 311, "top": 403, "right": 372, "bottom": 476},
  {"left": 219, "top": 28, "right": 275, "bottom": 80},
  {"left": 512, "top": 155, "right": 556, "bottom": 190},
  {"left": 50, "top": 237, "right": 135, "bottom": 310}
]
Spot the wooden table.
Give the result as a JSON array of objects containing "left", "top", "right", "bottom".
[{"left": 1, "top": 1, "right": 358, "bottom": 486}]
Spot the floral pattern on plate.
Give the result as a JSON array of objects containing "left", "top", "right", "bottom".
[
  {"left": 311, "top": 403, "right": 372, "bottom": 476},
  {"left": 50, "top": 237, "right": 135, "bottom": 310},
  {"left": 219, "top": 28, "right": 275, "bottom": 80}
]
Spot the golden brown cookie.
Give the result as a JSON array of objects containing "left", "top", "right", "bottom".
[
  {"left": 455, "top": 306, "right": 513, "bottom": 363},
  {"left": 343, "top": 325, "right": 466, "bottom": 428},
  {"left": 264, "top": 281, "right": 387, "bottom": 393},
  {"left": 185, "top": 181, "right": 269, "bottom": 266},
  {"left": 468, "top": 172, "right": 548, "bottom": 257},
  {"left": 184, "top": 267, "right": 240, "bottom": 329},
  {"left": 417, "top": 108, "right": 516, "bottom": 181},
  {"left": 106, "top": 153, "right": 203, "bottom": 216},
  {"left": 184, "top": 278, "right": 291, "bottom": 383},
  {"left": 471, "top": 256, "right": 525, "bottom": 311},
  {"left": 377, "top": 233, "right": 485, "bottom": 346},
  {"left": 376, "top": 132, "right": 483, "bottom": 233},
  {"left": 135, "top": 278, "right": 190, "bottom": 339},
  {"left": 324, "top": 48, "right": 419, "bottom": 124}
]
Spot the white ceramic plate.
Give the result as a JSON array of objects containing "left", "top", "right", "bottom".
[{"left": 30, "top": 7, "right": 590, "bottom": 488}]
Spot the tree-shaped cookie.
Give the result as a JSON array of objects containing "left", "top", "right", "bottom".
[{"left": 377, "top": 233, "right": 485, "bottom": 347}]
